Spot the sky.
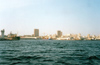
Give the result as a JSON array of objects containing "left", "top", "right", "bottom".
[{"left": 0, "top": 0, "right": 100, "bottom": 36}]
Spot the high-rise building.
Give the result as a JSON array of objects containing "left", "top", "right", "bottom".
[
  {"left": 34, "top": 29, "right": 39, "bottom": 37},
  {"left": 57, "top": 30, "right": 62, "bottom": 37},
  {"left": 1, "top": 29, "right": 5, "bottom": 38}
]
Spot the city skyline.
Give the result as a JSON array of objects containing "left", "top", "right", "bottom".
[
  {"left": 0, "top": 29, "right": 100, "bottom": 41},
  {"left": 0, "top": 29, "right": 100, "bottom": 37},
  {"left": 0, "top": 0, "right": 100, "bottom": 36}
]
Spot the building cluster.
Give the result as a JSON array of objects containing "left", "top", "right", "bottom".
[
  {"left": 0, "top": 29, "right": 100, "bottom": 40},
  {"left": 20, "top": 29, "right": 100, "bottom": 40},
  {"left": 57, "top": 33, "right": 100, "bottom": 40}
]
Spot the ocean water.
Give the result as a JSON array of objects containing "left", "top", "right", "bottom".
[{"left": 0, "top": 40, "right": 100, "bottom": 65}]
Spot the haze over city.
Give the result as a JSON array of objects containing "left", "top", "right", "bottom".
[{"left": 0, "top": 0, "right": 100, "bottom": 36}]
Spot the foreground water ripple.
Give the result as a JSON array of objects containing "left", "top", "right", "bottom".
[{"left": 0, "top": 40, "right": 100, "bottom": 65}]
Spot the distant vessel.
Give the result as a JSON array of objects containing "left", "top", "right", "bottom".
[
  {"left": 0, "top": 38, "right": 11, "bottom": 41},
  {"left": 7, "top": 32, "right": 20, "bottom": 40},
  {"left": 0, "top": 36, "right": 20, "bottom": 41},
  {"left": 0, "top": 29, "right": 20, "bottom": 41},
  {"left": 12, "top": 36, "right": 20, "bottom": 40}
]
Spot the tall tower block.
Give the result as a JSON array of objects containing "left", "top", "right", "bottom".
[
  {"left": 34, "top": 29, "right": 39, "bottom": 37},
  {"left": 57, "top": 30, "right": 62, "bottom": 37},
  {"left": 1, "top": 29, "right": 5, "bottom": 38}
]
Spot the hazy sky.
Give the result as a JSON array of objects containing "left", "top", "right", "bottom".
[{"left": 0, "top": 0, "right": 100, "bottom": 36}]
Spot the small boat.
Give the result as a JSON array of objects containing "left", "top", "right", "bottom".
[{"left": 11, "top": 36, "right": 20, "bottom": 40}]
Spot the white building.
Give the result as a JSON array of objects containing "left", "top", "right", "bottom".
[{"left": 1, "top": 29, "right": 5, "bottom": 38}]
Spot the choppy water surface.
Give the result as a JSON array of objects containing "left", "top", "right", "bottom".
[{"left": 0, "top": 40, "right": 100, "bottom": 65}]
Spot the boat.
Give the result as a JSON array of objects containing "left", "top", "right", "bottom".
[
  {"left": 0, "top": 36, "right": 20, "bottom": 41},
  {"left": 11, "top": 36, "right": 20, "bottom": 40},
  {"left": 0, "top": 29, "right": 20, "bottom": 41}
]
